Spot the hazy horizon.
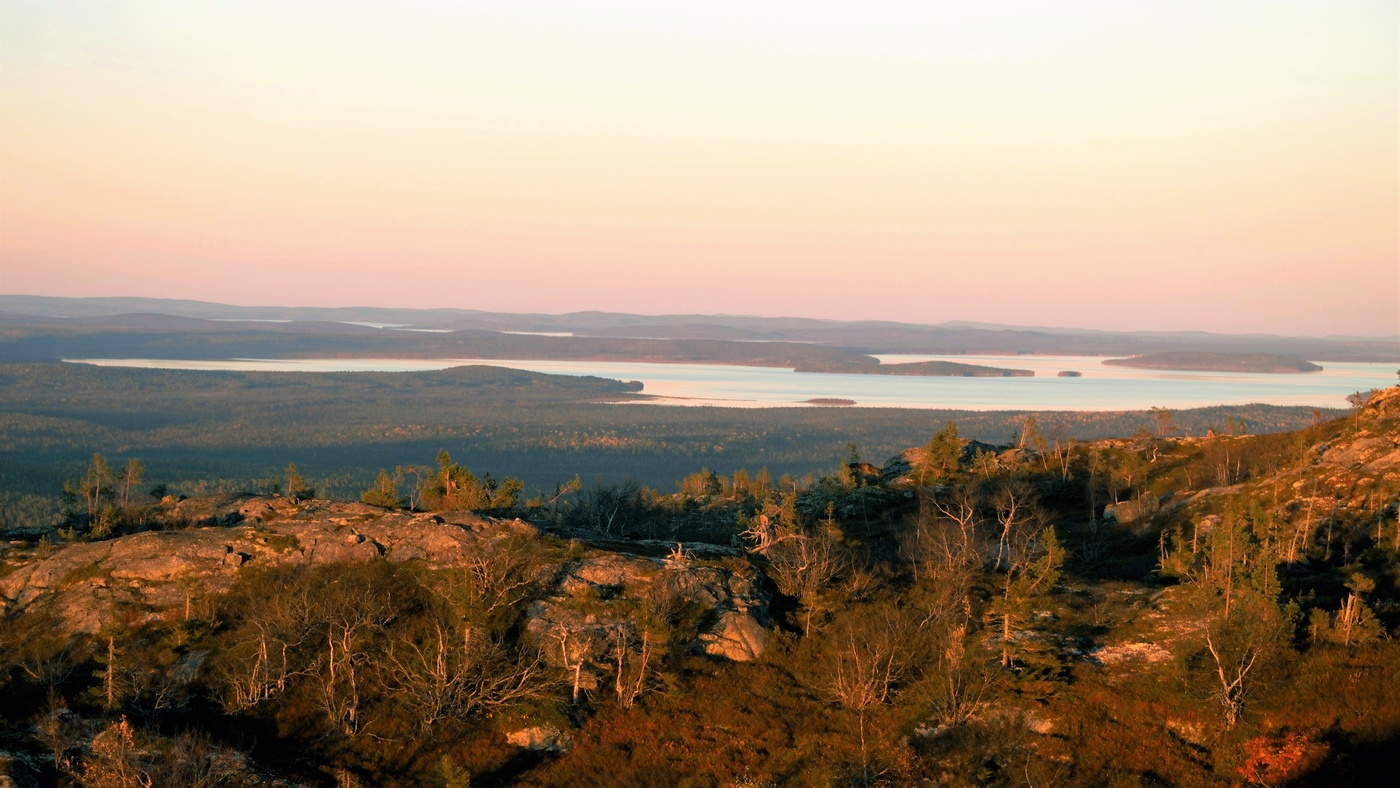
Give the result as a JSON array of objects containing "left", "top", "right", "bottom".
[
  {"left": 3, "top": 292, "right": 1399, "bottom": 341},
  {"left": 3, "top": 2, "right": 1396, "bottom": 336}
]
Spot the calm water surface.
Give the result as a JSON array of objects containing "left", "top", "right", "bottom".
[{"left": 63, "top": 355, "right": 1395, "bottom": 411}]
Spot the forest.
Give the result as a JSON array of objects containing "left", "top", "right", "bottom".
[
  {"left": 0, "top": 371, "right": 1395, "bottom": 785},
  {"left": 0, "top": 361, "right": 1341, "bottom": 533},
  {"left": 5, "top": 296, "right": 1398, "bottom": 361}
]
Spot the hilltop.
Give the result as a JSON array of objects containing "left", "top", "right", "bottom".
[
  {"left": 4, "top": 294, "right": 1398, "bottom": 361},
  {"left": 0, "top": 388, "right": 1396, "bottom": 784}
]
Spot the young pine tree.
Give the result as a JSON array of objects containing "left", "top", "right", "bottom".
[{"left": 360, "top": 469, "right": 402, "bottom": 508}]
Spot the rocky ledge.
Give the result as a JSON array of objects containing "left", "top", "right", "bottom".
[{"left": 0, "top": 494, "right": 771, "bottom": 665}]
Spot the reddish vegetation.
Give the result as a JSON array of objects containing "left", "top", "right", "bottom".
[{"left": 1, "top": 388, "right": 1398, "bottom": 785}]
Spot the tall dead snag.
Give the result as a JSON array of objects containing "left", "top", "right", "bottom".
[
  {"left": 105, "top": 636, "right": 117, "bottom": 711},
  {"left": 550, "top": 626, "right": 597, "bottom": 706}
]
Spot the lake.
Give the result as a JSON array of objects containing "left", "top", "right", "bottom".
[{"left": 61, "top": 355, "right": 1394, "bottom": 411}]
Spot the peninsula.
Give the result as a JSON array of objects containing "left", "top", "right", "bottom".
[{"left": 1103, "top": 351, "right": 1322, "bottom": 373}]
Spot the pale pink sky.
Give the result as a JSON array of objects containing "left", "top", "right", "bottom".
[{"left": 1, "top": 1, "right": 1396, "bottom": 336}]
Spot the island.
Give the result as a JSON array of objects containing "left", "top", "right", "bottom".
[
  {"left": 795, "top": 359, "right": 1034, "bottom": 377},
  {"left": 803, "top": 398, "right": 857, "bottom": 406},
  {"left": 1102, "top": 352, "right": 1322, "bottom": 373},
  {"left": 1057, "top": 370, "right": 1082, "bottom": 377}
]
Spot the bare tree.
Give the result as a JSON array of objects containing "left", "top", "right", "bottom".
[
  {"left": 1150, "top": 406, "right": 1174, "bottom": 437},
  {"left": 824, "top": 608, "right": 913, "bottom": 783},
  {"left": 551, "top": 625, "right": 601, "bottom": 706},
  {"left": 991, "top": 480, "right": 1041, "bottom": 571},
  {"left": 906, "top": 588, "right": 996, "bottom": 731},
  {"left": 988, "top": 482, "right": 1062, "bottom": 669},
  {"left": 314, "top": 579, "right": 397, "bottom": 736},
  {"left": 768, "top": 525, "right": 848, "bottom": 636},
  {"left": 215, "top": 620, "right": 297, "bottom": 712},
  {"left": 901, "top": 484, "right": 983, "bottom": 627},
  {"left": 211, "top": 573, "right": 319, "bottom": 712},
  {"left": 1050, "top": 433, "right": 1075, "bottom": 482},
  {"left": 611, "top": 625, "right": 652, "bottom": 709},
  {"left": 388, "top": 615, "right": 548, "bottom": 729},
  {"left": 571, "top": 481, "right": 647, "bottom": 537},
  {"left": 1201, "top": 598, "right": 1286, "bottom": 729},
  {"left": 447, "top": 536, "right": 547, "bottom": 623},
  {"left": 117, "top": 458, "right": 144, "bottom": 511}
]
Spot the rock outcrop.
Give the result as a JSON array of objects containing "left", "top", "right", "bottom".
[
  {"left": 0, "top": 495, "right": 771, "bottom": 664},
  {"left": 880, "top": 440, "right": 1013, "bottom": 486},
  {"left": 505, "top": 725, "right": 571, "bottom": 752},
  {"left": 1102, "top": 494, "right": 1161, "bottom": 526},
  {"left": 525, "top": 549, "right": 769, "bottom": 693}
]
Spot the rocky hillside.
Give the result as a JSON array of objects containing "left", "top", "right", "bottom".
[
  {"left": 0, "top": 388, "right": 1396, "bottom": 786},
  {"left": 1, "top": 493, "right": 770, "bottom": 658}
]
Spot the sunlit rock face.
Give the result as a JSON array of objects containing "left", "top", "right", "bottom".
[{"left": 0, "top": 494, "right": 771, "bottom": 667}]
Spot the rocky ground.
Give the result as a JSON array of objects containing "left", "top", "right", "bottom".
[{"left": 0, "top": 492, "right": 771, "bottom": 664}]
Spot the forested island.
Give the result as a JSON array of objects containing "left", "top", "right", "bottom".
[
  {"left": 1104, "top": 352, "right": 1324, "bottom": 373},
  {"left": 0, "top": 316, "right": 1024, "bottom": 379},
  {"left": 796, "top": 359, "right": 1034, "bottom": 377}
]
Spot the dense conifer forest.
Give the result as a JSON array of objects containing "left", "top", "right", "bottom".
[{"left": 0, "top": 362, "right": 1340, "bottom": 533}]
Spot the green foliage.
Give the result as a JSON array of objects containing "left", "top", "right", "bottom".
[
  {"left": 990, "top": 523, "right": 1065, "bottom": 677},
  {"left": 917, "top": 420, "right": 962, "bottom": 485},
  {"left": 359, "top": 468, "right": 402, "bottom": 508},
  {"left": 0, "top": 362, "right": 1338, "bottom": 531},
  {"left": 1311, "top": 573, "right": 1385, "bottom": 648},
  {"left": 284, "top": 462, "right": 311, "bottom": 500},
  {"left": 416, "top": 450, "right": 523, "bottom": 512},
  {"left": 489, "top": 475, "right": 524, "bottom": 510}
]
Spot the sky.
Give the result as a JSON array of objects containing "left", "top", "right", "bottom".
[{"left": 1, "top": 1, "right": 1396, "bottom": 336}]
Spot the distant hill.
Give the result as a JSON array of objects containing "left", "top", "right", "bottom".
[
  {"left": 1103, "top": 352, "right": 1323, "bottom": 373},
  {"left": 3, "top": 294, "right": 1398, "bottom": 361}
]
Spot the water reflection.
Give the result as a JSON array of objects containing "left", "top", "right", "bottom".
[{"left": 62, "top": 355, "right": 1394, "bottom": 411}]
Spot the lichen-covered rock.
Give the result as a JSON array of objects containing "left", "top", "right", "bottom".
[
  {"left": 0, "top": 497, "right": 540, "bottom": 634},
  {"left": 526, "top": 549, "right": 770, "bottom": 682},
  {"left": 1, "top": 495, "right": 773, "bottom": 668},
  {"left": 881, "top": 440, "right": 1005, "bottom": 486},
  {"left": 505, "top": 725, "right": 571, "bottom": 752},
  {"left": 1103, "top": 494, "right": 1161, "bottom": 525},
  {"left": 570, "top": 553, "right": 661, "bottom": 589},
  {"left": 699, "top": 609, "right": 768, "bottom": 662},
  {"left": 880, "top": 447, "right": 925, "bottom": 486}
]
